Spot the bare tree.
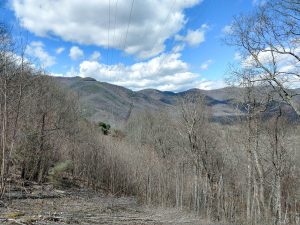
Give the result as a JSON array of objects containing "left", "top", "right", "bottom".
[
  {"left": 261, "top": 107, "right": 298, "bottom": 225},
  {"left": 178, "top": 94, "right": 224, "bottom": 220},
  {"left": 18, "top": 76, "right": 80, "bottom": 183},
  {"left": 0, "top": 23, "right": 32, "bottom": 195},
  {"left": 225, "top": 0, "right": 300, "bottom": 116}
]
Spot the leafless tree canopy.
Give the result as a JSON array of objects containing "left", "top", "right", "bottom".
[
  {"left": 0, "top": 2, "right": 299, "bottom": 225},
  {"left": 225, "top": 0, "right": 300, "bottom": 116}
]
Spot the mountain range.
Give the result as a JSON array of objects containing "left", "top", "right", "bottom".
[{"left": 56, "top": 76, "right": 299, "bottom": 126}]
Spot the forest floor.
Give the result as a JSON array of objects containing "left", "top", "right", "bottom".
[{"left": 0, "top": 181, "right": 222, "bottom": 225}]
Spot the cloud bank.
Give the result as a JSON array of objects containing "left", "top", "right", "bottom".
[
  {"left": 74, "top": 52, "right": 225, "bottom": 91},
  {"left": 25, "top": 41, "right": 55, "bottom": 68},
  {"left": 12, "top": 0, "right": 202, "bottom": 59}
]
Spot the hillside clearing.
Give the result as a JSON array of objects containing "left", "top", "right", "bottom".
[{"left": 0, "top": 184, "right": 223, "bottom": 225}]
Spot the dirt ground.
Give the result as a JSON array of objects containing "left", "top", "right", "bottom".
[{"left": 0, "top": 184, "right": 221, "bottom": 225}]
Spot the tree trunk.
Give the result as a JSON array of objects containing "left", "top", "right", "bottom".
[
  {"left": 246, "top": 151, "right": 252, "bottom": 223},
  {"left": 274, "top": 173, "right": 282, "bottom": 225},
  {"left": 0, "top": 74, "right": 7, "bottom": 197}
]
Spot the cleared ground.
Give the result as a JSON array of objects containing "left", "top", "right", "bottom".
[{"left": 0, "top": 184, "right": 221, "bottom": 225}]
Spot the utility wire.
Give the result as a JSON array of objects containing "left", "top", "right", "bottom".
[
  {"left": 110, "top": 0, "right": 119, "bottom": 68},
  {"left": 113, "top": 0, "right": 135, "bottom": 77},
  {"left": 123, "top": 0, "right": 135, "bottom": 51},
  {"left": 107, "top": 0, "right": 111, "bottom": 66},
  {"left": 113, "top": 0, "right": 119, "bottom": 48}
]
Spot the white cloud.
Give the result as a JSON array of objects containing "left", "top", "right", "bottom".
[
  {"left": 25, "top": 41, "right": 55, "bottom": 68},
  {"left": 197, "top": 79, "right": 226, "bottom": 90},
  {"left": 65, "top": 52, "right": 225, "bottom": 91},
  {"left": 200, "top": 59, "right": 213, "bottom": 70},
  {"left": 69, "top": 46, "right": 84, "bottom": 60},
  {"left": 234, "top": 52, "right": 242, "bottom": 61},
  {"left": 4, "top": 51, "right": 34, "bottom": 69},
  {"left": 222, "top": 25, "right": 232, "bottom": 35},
  {"left": 56, "top": 47, "right": 65, "bottom": 54},
  {"left": 242, "top": 47, "right": 300, "bottom": 69},
  {"left": 175, "top": 24, "right": 209, "bottom": 47},
  {"left": 50, "top": 72, "right": 64, "bottom": 77},
  {"left": 241, "top": 45, "right": 300, "bottom": 88},
  {"left": 172, "top": 44, "right": 185, "bottom": 53},
  {"left": 90, "top": 51, "right": 101, "bottom": 61},
  {"left": 12, "top": 0, "right": 202, "bottom": 59}
]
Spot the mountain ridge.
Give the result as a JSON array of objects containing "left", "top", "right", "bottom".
[{"left": 55, "top": 76, "right": 299, "bottom": 126}]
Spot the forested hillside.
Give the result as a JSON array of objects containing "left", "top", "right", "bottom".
[{"left": 57, "top": 76, "right": 300, "bottom": 126}]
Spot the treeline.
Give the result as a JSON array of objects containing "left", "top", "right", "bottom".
[
  {"left": 122, "top": 94, "right": 299, "bottom": 225},
  {"left": 0, "top": 26, "right": 81, "bottom": 186}
]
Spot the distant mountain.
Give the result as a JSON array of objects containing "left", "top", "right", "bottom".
[
  {"left": 57, "top": 77, "right": 174, "bottom": 126},
  {"left": 56, "top": 76, "right": 299, "bottom": 126}
]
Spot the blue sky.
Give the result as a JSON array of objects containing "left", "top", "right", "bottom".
[{"left": 2, "top": 0, "right": 261, "bottom": 91}]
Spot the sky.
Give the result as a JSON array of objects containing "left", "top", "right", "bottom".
[{"left": 1, "top": 0, "right": 264, "bottom": 91}]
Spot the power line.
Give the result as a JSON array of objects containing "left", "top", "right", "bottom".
[
  {"left": 107, "top": 0, "right": 111, "bottom": 65},
  {"left": 110, "top": 0, "right": 119, "bottom": 67},
  {"left": 123, "top": 0, "right": 135, "bottom": 51},
  {"left": 112, "top": 0, "right": 135, "bottom": 75},
  {"left": 113, "top": 0, "right": 119, "bottom": 47}
]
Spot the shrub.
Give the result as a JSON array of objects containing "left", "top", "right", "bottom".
[
  {"left": 98, "top": 122, "right": 111, "bottom": 135},
  {"left": 48, "top": 160, "right": 73, "bottom": 187}
]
